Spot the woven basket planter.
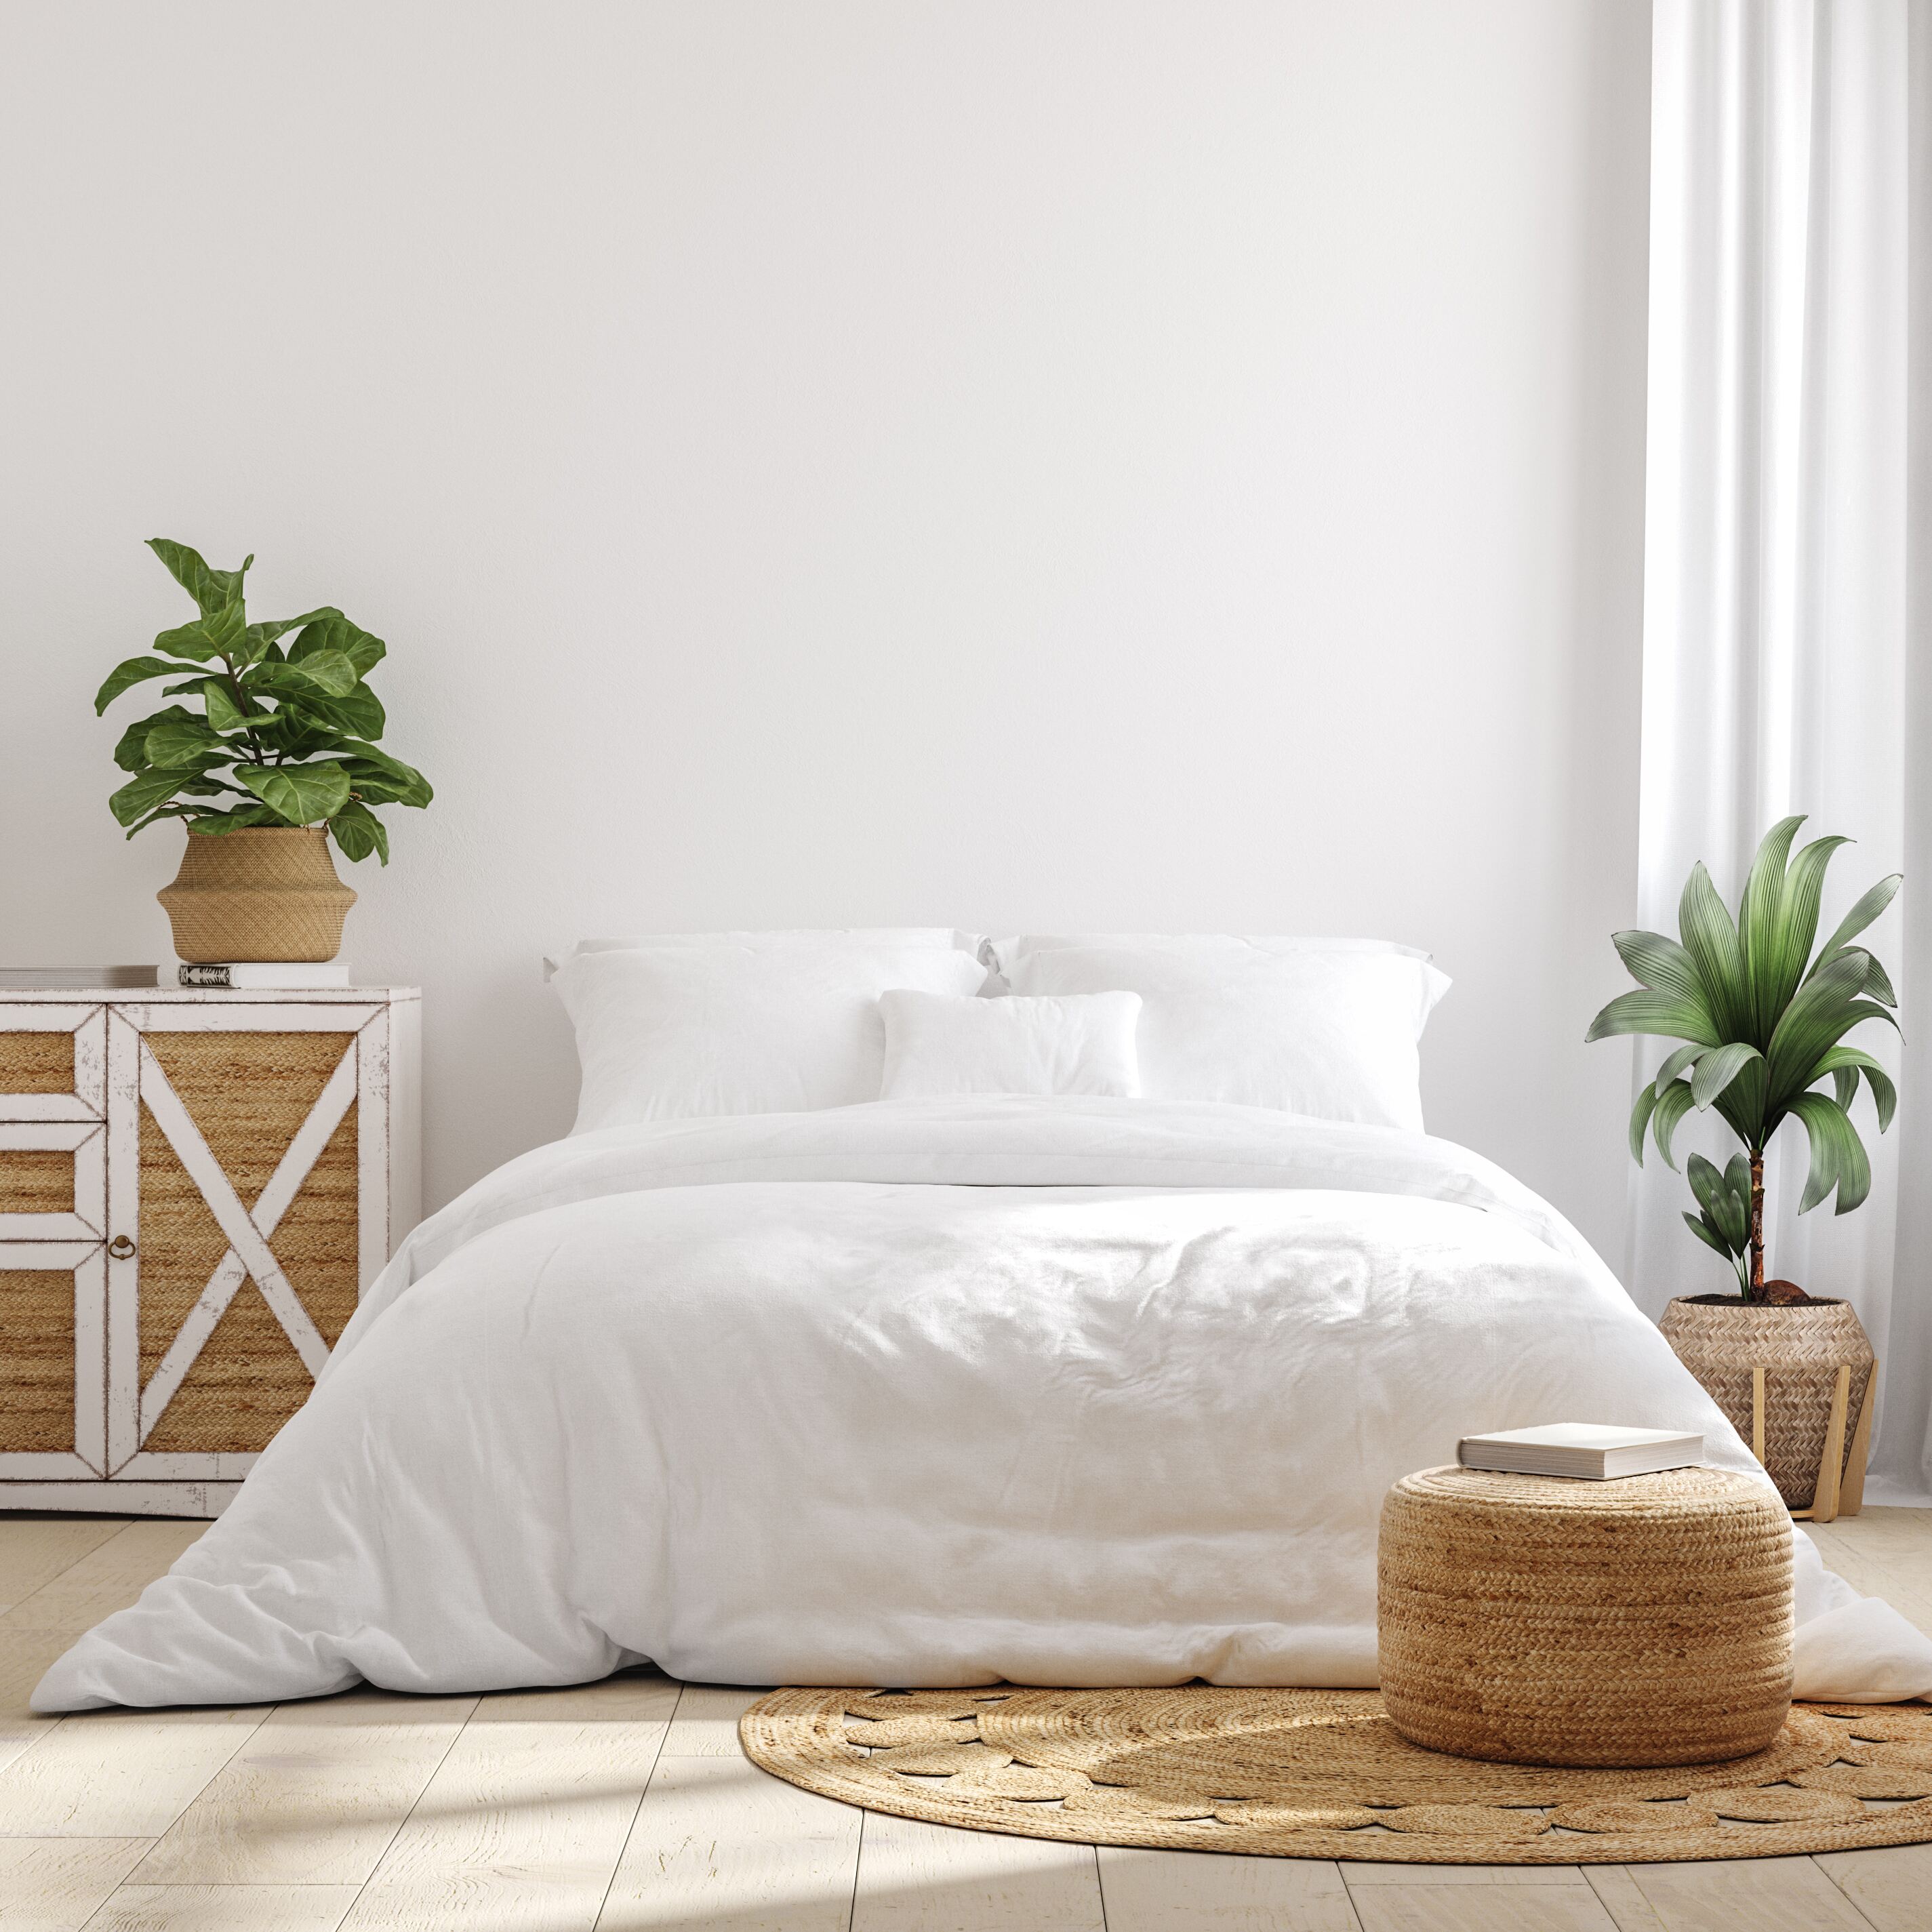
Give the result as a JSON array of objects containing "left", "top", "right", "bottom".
[
  {"left": 1657, "top": 1296, "right": 1874, "bottom": 1521},
  {"left": 157, "top": 826, "right": 356, "bottom": 963},
  {"left": 1377, "top": 1465, "right": 1792, "bottom": 1768}
]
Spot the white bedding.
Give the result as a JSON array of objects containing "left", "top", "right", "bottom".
[{"left": 35, "top": 1097, "right": 1932, "bottom": 1711}]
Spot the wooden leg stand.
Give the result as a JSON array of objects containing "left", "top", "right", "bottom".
[{"left": 1754, "top": 1361, "right": 1876, "bottom": 1526}]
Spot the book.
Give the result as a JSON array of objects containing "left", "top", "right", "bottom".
[
  {"left": 177, "top": 963, "right": 353, "bottom": 989},
  {"left": 1457, "top": 1424, "right": 1704, "bottom": 1481},
  {"left": 0, "top": 965, "right": 159, "bottom": 989}
]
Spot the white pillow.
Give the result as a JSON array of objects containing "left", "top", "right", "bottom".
[
  {"left": 879, "top": 990, "right": 1142, "bottom": 1100},
  {"left": 999, "top": 938, "right": 1449, "bottom": 1130},
  {"left": 990, "top": 934, "right": 1433, "bottom": 965},
  {"left": 548, "top": 930, "right": 977, "bottom": 979},
  {"left": 552, "top": 944, "right": 988, "bottom": 1131}
]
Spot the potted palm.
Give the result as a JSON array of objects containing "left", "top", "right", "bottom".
[
  {"left": 1586, "top": 817, "right": 1898, "bottom": 1514},
  {"left": 96, "top": 540, "right": 431, "bottom": 961}
]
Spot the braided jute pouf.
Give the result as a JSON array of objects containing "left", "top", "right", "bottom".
[
  {"left": 1379, "top": 1466, "right": 1792, "bottom": 1766},
  {"left": 740, "top": 1689, "right": 1932, "bottom": 1865}
]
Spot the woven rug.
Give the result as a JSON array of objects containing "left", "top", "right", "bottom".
[{"left": 740, "top": 1687, "right": 1932, "bottom": 1865}]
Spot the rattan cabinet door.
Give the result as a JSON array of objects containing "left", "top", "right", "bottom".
[
  {"left": 105, "top": 1003, "right": 387, "bottom": 1482},
  {"left": 0, "top": 1007, "right": 109, "bottom": 1479}
]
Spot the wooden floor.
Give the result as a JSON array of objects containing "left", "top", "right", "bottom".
[{"left": 1, "top": 1511, "right": 1929, "bottom": 1931}]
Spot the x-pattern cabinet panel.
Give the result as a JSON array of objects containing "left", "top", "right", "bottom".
[{"left": 0, "top": 988, "right": 420, "bottom": 1515}]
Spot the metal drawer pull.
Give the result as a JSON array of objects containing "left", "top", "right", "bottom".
[{"left": 108, "top": 1235, "right": 136, "bottom": 1260}]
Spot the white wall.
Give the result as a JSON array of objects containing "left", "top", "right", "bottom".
[{"left": 0, "top": 0, "right": 1651, "bottom": 1258}]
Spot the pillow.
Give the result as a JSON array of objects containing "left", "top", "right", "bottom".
[
  {"left": 548, "top": 930, "right": 978, "bottom": 979},
  {"left": 551, "top": 944, "right": 988, "bottom": 1131},
  {"left": 999, "top": 938, "right": 1449, "bottom": 1130},
  {"left": 990, "top": 933, "right": 1433, "bottom": 965},
  {"left": 879, "top": 990, "right": 1142, "bottom": 1100}
]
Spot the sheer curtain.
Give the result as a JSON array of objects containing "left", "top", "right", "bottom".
[{"left": 1634, "top": 0, "right": 1931, "bottom": 1501}]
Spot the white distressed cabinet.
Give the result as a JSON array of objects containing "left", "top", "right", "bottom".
[{"left": 0, "top": 987, "right": 420, "bottom": 1515}]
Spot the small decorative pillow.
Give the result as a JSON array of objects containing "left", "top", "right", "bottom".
[{"left": 878, "top": 990, "right": 1142, "bottom": 1100}]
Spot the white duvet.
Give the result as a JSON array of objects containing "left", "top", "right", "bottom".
[{"left": 35, "top": 1097, "right": 1932, "bottom": 1712}]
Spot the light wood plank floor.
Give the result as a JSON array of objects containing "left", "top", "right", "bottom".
[{"left": 1, "top": 1508, "right": 1927, "bottom": 1931}]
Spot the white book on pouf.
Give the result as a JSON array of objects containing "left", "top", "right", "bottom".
[{"left": 1457, "top": 1424, "right": 1704, "bottom": 1480}]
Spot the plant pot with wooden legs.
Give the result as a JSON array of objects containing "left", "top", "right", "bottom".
[
  {"left": 96, "top": 539, "right": 434, "bottom": 961},
  {"left": 1588, "top": 817, "right": 1897, "bottom": 1523}
]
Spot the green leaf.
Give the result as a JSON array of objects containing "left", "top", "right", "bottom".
[
  {"left": 1737, "top": 816, "right": 1805, "bottom": 1036},
  {"left": 251, "top": 715, "right": 350, "bottom": 763},
  {"left": 153, "top": 601, "right": 247, "bottom": 662},
  {"left": 1678, "top": 862, "right": 1750, "bottom": 1041},
  {"left": 1814, "top": 874, "right": 1904, "bottom": 969},
  {"left": 1691, "top": 1041, "right": 1763, "bottom": 1109},
  {"left": 235, "top": 761, "right": 353, "bottom": 826},
  {"left": 1765, "top": 951, "right": 1894, "bottom": 1108},
  {"left": 94, "top": 656, "right": 182, "bottom": 714},
  {"left": 1687, "top": 1152, "right": 1725, "bottom": 1213},
  {"left": 1683, "top": 1211, "right": 1731, "bottom": 1257},
  {"left": 327, "top": 799, "right": 389, "bottom": 864},
  {"left": 1789, "top": 1092, "right": 1872, "bottom": 1214},
  {"left": 1628, "top": 1081, "right": 1660, "bottom": 1162},
  {"left": 143, "top": 721, "right": 226, "bottom": 767},
  {"left": 147, "top": 539, "right": 251, "bottom": 616},
  {"left": 247, "top": 665, "right": 383, "bottom": 733},
  {"left": 1691, "top": 1150, "right": 1752, "bottom": 1250},
  {"left": 1612, "top": 930, "right": 1712, "bottom": 1007},
  {"left": 1845, "top": 948, "right": 1899, "bottom": 1008},
  {"left": 1712, "top": 1184, "right": 1749, "bottom": 1251},
  {"left": 186, "top": 803, "right": 282, "bottom": 834},
  {"left": 334, "top": 740, "right": 431, "bottom": 807},
  {"left": 111, "top": 706, "right": 190, "bottom": 772},
  {"left": 241, "top": 609, "right": 334, "bottom": 661},
  {"left": 290, "top": 611, "right": 386, "bottom": 679},
  {"left": 1655, "top": 1045, "right": 1706, "bottom": 1096},
  {"left": 199, "top": 679, "right": 251, "bottom": 734},
  {"left": 301, "top": 684, "right": 385, "bottom": 740},
  {"left": 108, "top": 765, "right": 189, "bottom": 829},
  {"left": 1764, "top": 834, "right": 1850, "bottom": 1015},
  {"left": 1651, "top": 1079, "right": 1697, "bottom": 1169},
  {"left": 1586, "top": 990, "right": 1720, "bottom": 1048},
  {"left": 1815, "top": 1047, "right": 1897, "bottom": 1131},
  {"left": 277, "top": 647, "right": 359, "bottom": 698},
  {"left": 121, "top": 801, "right": 203, "bottom": 836}
]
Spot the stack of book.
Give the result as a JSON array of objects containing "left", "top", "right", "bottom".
[
  {"left": 0, "top": 966, "right": 159, "bottom": 989},
  {"left": 0, "top": 965, "right": 355, "bottom": 990},
  {"left": 1457, "top": 1424, "right": 1704, "bottom": 1480}
]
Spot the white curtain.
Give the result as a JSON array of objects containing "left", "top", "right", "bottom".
[{"left": 1635, "top": 0, "right": 1931, "bottom": 1502}]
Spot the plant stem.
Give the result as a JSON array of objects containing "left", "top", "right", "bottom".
[{"left": 1748, "top": 1146, "right": 1765, "bottom": 1303}]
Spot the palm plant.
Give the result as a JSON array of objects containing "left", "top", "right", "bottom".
[{"left": 1586, "top": 817, "right": 1900, "bottom": 1303}]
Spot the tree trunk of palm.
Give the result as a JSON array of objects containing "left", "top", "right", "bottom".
[{"left": 1748, "top": 1148, "right": 1766, "bottom": 1302}]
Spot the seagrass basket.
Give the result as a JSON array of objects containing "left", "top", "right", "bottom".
[
  {"left": 157, "top": 826, "right": 357, "bottom": 963},
  {"left": 1377, "top": 1465, "right": 1793, "bottom": 1768},
  {"left": 1657, "top": 1297, "right": 1874, "bottom": 1521}
]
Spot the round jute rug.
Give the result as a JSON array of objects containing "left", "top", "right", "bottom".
[{"left": 739, "top": 1687, "right": 1932, "bottom": 1865}]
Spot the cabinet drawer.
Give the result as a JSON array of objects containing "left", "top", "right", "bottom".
[{"left": 0, "top": 1241, "right": 106, "bottom": 1477}]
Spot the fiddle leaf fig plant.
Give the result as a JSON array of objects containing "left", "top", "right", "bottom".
[
  {"left": 95, "top": 540, "right": 431, "bottom": 864},
  {"left": 1586, "top": 816, "right": 1900, "bottom": 1302}
]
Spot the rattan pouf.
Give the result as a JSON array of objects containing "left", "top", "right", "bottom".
[{"left": 1377, "top": 1464, "right": 1792, "bottom": 1768}]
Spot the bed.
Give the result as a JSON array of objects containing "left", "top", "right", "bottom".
[{"left": 34, "top": 934, "right": 1932, "bottom": 1712}]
